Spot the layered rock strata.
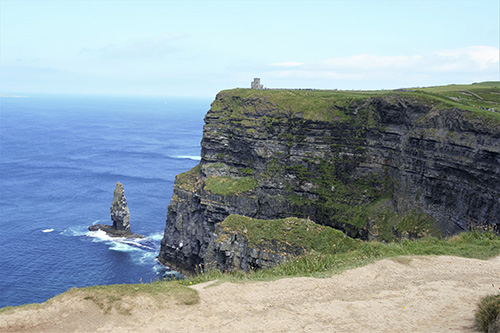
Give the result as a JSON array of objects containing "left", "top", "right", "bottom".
[
  {"left": 158, "top": 89, "right": 500, "bottom": 271},
  {"left": 204, "top": 218, "right": 303, "bottom": 273},
  {"left": 204, "top": 214, "right": 355, "bottom": 272},
  {"left": 110, "top": 181, "right": 131, "bottom": 231}
]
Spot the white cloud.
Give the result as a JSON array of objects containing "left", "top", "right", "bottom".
[
  {"left": 79, "top": 33, "right": 187, "bottom": 59},
  {"left": 270, "top": 61, "right": 304, "bottom": 67},
  {"left": 262, "top": 46, "right": 499, "bottom": 87},
  {"left": 267, "top": 69, "right": 365, "bottom": 81},
  {"left": 433, "top": 46, "right": 499, "bottom": 71},
  {"left": 323, "top": 54, "right": 423, "bottom": 69}
]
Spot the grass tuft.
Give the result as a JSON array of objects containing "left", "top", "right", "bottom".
[
  {"left": 175, "top": 165, "right": 202, "bottom": 191},
  {"left": 218, "top": 215, "right": 357, "bottom": 254},
  {"left": 475, "top": 294, "right": 500, "bottom": 332},
  {"left": 204, "top": 176, "right": 257, "bottom": 196}
]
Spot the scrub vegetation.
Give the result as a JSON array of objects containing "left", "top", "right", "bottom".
[
  {"left": 185, "top": 229, "right": 500, "bottom": 284},
  {"left": 213, "top": 81, "right": 500, "bottom": 125},
  {"left": 217, "top": 215, "right": 357, "bottom": 253},
  {"left": 204, "top": 176, "right": 258, "bottom": 196},
  {"left": 475, "top": 293, "right": 500, "bottom": 332},
  {"left": 0, "top": 281, "right": 199, "bottom": 315}
]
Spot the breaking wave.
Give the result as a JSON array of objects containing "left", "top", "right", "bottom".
[{"left": 171, "top": 155, "right": 201, "bottom": 160}]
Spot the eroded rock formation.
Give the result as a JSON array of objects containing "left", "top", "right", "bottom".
[
  {"left": 89, "top": 182, "right": 143, "bottom": 238},
  {"left": 110, "top": 182, "right": 130, "bottom": 231}
]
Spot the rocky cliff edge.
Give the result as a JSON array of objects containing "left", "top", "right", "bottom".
[{"left": 159, "top": 86, "right": 500, "bottom": 272}]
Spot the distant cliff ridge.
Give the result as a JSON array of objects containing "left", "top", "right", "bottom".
[{"left": 158, "top": 83, "right": 500, "bottom": 271}]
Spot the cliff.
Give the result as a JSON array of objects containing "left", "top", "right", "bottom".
[
  {"left": 158, "top": 83, "right": 500, "bottom": 272},
  {"left": 204, "top": 214, "right": 356, "bottom": 272}
]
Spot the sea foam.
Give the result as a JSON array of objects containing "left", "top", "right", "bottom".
[{"left": 172, "top": 155, "right": 201, "bottom": 160}]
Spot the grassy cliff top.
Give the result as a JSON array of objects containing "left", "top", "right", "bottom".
[
  {"left": 218, "top": 215, "right": 358, "bottom": 254},
  {"left": 214, "top": 82, "right": 500, "bottom": 123},
  {"left": 212, "top": 88, "right": 381, "bottom": 121},
  {"left": 414, "top": 81, "right": 500, "bottom": 120}
]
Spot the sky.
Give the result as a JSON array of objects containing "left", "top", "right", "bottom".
[{"left": 1, "top": 0, "right": 499, "bottom": 97}]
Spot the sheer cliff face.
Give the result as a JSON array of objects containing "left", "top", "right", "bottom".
[{"left": 158, "top": 89, "right": 500, "bottom": 271}]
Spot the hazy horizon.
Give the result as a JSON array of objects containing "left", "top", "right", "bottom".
[{"left": 1, "top": 0, "right": 499, "bottom": 97}]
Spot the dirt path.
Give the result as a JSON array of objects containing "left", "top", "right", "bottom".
[{"left": 1, "top": 255, "right": 499, "bottom": 332}]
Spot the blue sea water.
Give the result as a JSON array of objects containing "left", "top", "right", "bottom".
[{"left": 0, "top": 95, "right": 210, "bottom": 308}]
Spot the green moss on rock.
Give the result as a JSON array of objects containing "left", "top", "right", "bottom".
[
  {"left": 219, "top": 215, "right": 358, "bottom": 254},
  {"left": 175, "top": 165, "right": 202, "bottom": 191},
  {"left": 395, "top": 209, "right": 440, "bottom": 238},
  {"left": 204, "top": 176, "right": 257, "bottom": 196}
]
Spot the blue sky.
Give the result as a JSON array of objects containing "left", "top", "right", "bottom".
[{"left": 1, "top": 0, "right": 499, "bottom": 97}]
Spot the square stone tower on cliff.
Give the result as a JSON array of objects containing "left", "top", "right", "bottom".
[{"left": 251, "top": 78, "right": 263, "bottom": 89}]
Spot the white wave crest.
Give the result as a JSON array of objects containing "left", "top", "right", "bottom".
[
  {"left": 122, "top": 239, "right": 155, "bottom": 251},
  {"left": 60, "top": 226, "right": 90, "bottom": 237},
  {"left": 108, "top": 242, "right": 142, "bottom": 253},
  {"left": 87, "top": 229, "right": 118, "bottom": 242},
  {"left": 65, "top": 225, "right": 163, "bottom": 266},
  {"left": 148, "top": 232, "right": 164, "bottom": 241},
  {"left": 87, "top": 230, "right": 157, "bottom": 253},
  {"left": 172, "top": 155, "right": 201, "bottom": 160}
]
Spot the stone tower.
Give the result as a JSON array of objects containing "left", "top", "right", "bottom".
[{"left": 251, "top": 78, "right": 263, "bottom": 90}]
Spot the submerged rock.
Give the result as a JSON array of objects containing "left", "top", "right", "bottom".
[{"left": 88, "top": 182, "right": 144, "bottom": 238}]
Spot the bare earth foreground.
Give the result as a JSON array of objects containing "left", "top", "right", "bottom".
[{"left": 1, "top": 255, "right": 499, "bottom": 332}]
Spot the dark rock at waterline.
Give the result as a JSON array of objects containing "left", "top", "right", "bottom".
[
  {"left": 88, "top": 224, "right": 144, "bottom": 238},
  {"left": 88, "top": 182, "right": 144, "bottom": 238}
]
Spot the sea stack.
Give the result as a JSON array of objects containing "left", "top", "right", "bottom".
[
  {"left": 110, "top": 182, "right": 130, "bottom": 231},
  {"left": 88, "top": 182, "right": 143, "bottom": 238}
]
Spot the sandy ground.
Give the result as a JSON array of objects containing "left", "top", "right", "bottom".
[{"left": 1, "top": 255, "right": 499, "bottom": 332}]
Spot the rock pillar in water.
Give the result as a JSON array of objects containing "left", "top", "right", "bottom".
[{"left": 110, "top": 182, "right": 130, "bottom": 231}]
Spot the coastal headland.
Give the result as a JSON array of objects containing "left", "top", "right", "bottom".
[{"left": 158, "top": 82, "right": 500, "bottom": 272}]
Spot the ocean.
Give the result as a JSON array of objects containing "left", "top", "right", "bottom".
[{"left": 0, "top": 95, "right": 210, "bottom": 308}]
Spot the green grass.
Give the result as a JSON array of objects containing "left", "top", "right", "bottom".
[
  {"left": 475, "top": 294, "right": 500, "bottom": 332},
  {"left": 204, "top": 176, "right": 257, "bottom": 196},
  {"left": 183, "top": 230, "right": 500, "bottom": 285},
  {"left": 212, "top": 88, "right": 379, "bottom": 122},
  {"left": 413, "top": 82, "right": 500, "bottom": 125},
  {"left": 2, "top": 231, "right": 499, "bottom": 315},
  {"left": 211, "top": 82, "right": 500, "bottom": 127},
  {"left": 218, "top": 215, "right": 357, "bottom": 254},
  {"left": 0, "top": 302, "right": 44, "bottom": 315},
  {"left": 175, "top": 165, "right": 201, "bottom": 191},
  {"left": 415, "top": 81, "right": 500, "bottom": 94},
  {"left": 0, "top": 281, "right": 199, "bottom": 315},
  {"left": 78, "top": 282, "right": 199, "bottom": 312}
]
